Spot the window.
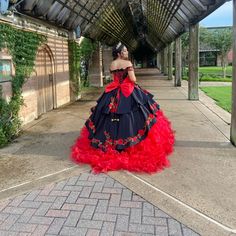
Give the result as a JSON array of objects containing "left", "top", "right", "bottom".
[{"left": 0, "top": 59, "right": 12, "bottom": 82}]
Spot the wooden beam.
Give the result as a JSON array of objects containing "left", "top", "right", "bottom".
[
  {"left": 231, "top": 0, "right": 236, "bottom": 146},
  {"left": 161, "top": 49, "right": 164, "bottom": 74},
  {"left": 188, "top": 23, "right": 199, "bottom": 100},
  {"left": 175, "top": 37, "right": 182, "bottom": 86},
  {"left": 168, "top": 43, "right": 173, "bottom": 80},
  {"left": 156, "top": 52, "right": 161, "bottom": 71},
  {"left": 163, "top": 47, "right": 168, "bottom": 75}
]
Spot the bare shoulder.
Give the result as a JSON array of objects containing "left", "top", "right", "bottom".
[
  {"left": 110, "top": 60, "right": 117, "bottom": 70},
  {"left": 123, "top": 60, "right": 133, "bottom": 67}
]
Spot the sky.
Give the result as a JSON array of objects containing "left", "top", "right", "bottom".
[{"left": 200, "top": 1, "right": 233, "bottom": 27}]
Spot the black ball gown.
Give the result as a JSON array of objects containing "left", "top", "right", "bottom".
[{"left": 71, "top": 65, "right": 175, "bottom": 173}]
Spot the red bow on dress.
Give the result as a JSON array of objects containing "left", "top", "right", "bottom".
[{"left": 105, "top": 77, "right": 134, "bottom": 97}]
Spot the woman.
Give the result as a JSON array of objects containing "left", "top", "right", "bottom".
[{"left": 71, "top": 42, "right": 175, "bottom": 173}]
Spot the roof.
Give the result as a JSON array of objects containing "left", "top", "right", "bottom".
[{"left": 11, "top": 0, "right": 230, "bottom": 52}]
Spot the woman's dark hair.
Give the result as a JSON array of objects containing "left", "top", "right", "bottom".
[{"left": 112, "top": 42, "right": 126, "bottom": 60}]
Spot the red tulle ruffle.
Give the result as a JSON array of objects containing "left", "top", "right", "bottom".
[{"left": 71, "top": 110, "right": 175, "bottom": 174}]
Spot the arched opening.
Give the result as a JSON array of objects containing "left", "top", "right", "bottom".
[{"left": 35, "top": 44, "right": 56, "bottom": 116}]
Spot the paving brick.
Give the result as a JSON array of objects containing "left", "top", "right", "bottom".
[
  {"left": 0, "top": 213, "right": 9, "bottom": 221},
  {"left": 130, "top": 208, "right": 142, "bottom": 224},
  {"left": 32, "top": 225, "right": 49, "bottom": 236},
  {"left": 92, "top": 182, "right": 104, "bottom": 193},
  {"left": 93, "top": 213, "right": 117, "bottom": 222},
  {"left": 46, "top": 209, "right": 70, "bottom": 218},
  {"left": 104, "top": 178, "right": 115, "bottom": 187},
  {"left": 20, "top": 201, "right": 42, "bottom": 209},
  {"left": 18, "top": 209, "right": 37, "bottom": 223},
  {"left": 100, "top": 222, "right": 115, "bottom": 236},
  {"left": 51, "top": 197, "right": 67, "bottom": 209},
  {"left": 25, "top": 190, "right": 41, "bottom": 201},
  {"left": 34, "top": 203, "right": 52, "bottom": 216},
  {"left": 86, "top": 229, "right": 100, "bottom": 236},
  {"left": 155, "top": 226, "right": 169, "bottom": 236},
  {"left": 88, "top": 176, "right": 106, "bottom": 182},
  {"left": 77, "top": 219, "right": 103, "bottom": 229},
  {"left": 129, "top": 223, "right": 155, "bottom": 234},
  {"left": 49, "top": 191, "right": 70, "bottom": 197},
  {"left": 102, "top": 188, "right": 122, "bottom": 194},
  {"left": 115, "top": 214, "right": 129, "bottom": 231},
  {"left": 76, "top": 181, "right": 95, "bottom": 187},
  {"left": 168, "top": 218, "right": 183, "bottom": 236},
  {"left": 107, "top": 206, "right": 130, "bottom": 215},
  {"left": 67, "top": 176, "right": 79, "bottom": 185},
  {"left": 113, "top": 182, "right": 125, "bottom": 189},
  {"left": 80, "top": 187, "right": 93, "bottom": 198},
  {"left": 143, "top": 202, "right": 154, "bottom": 216},
  {"left": 142, "top": 216, "right": 167, "bottom": 226},
  {"left": 0, "top": 230, "right": 18, "bottom": 235},
  {"left": 35, "top": 196, "right": 56, "bottom": 203},
  {"left": 66, "top": 191, "right": 80, "bottom": 203},
  {"left": 29, "top": 216, "right": 54, "bottom": 225},
  {"left": 78, "top": 173, "right": 90, "bottom": 181},
  {"left": 64, "top": 186, "right": 83, "bottom": 191},
  {"left": 3, "top": 207, "right": 25, "bottom": 215},
  {"left": 62, "top": 203, "right": 84, "bottom": 211},
  {"left": 109, "top": 194, "right": 121, "bottom": 206},
  {"left": 64, "top": 211, "right": 81, "bottom": 227},
  {"left": 90, "top": 193, "right": 110, "bottom": 200},
  {"left": 95, "top": 199, "right": 108, "bottom": 213},
  {"left": 121, "top": 189, "right": 132, "bottom": 201},
  {"left": 46, "top": 218, "right": 66, "bottom": 235},
  {"left": 120, "top": 201, "right": 142, "bottom": 208},
  {"left": 10, "top": 223, "right": 37, "bottom": 233},
  {"left": 54, "top": 180, "right": 67, "bottom": 190},
  {"left": 76, "top": 198, "right": 98, "bottom": 206},
  {"left": 9, "top": 195, "right": 26, "bottom": 207},
  {"left": 19, "top": 232, "right": 32, "bottom": 236},
  {"left": 80, "top": 205, "right": 96, "bottom": 220},
  {"left": 0, "top": 215, "right": 19, "bottom": 230},
  {"left": 114, "top": 232, "right": 136, "bottom": 236},
  {"left": 60, "top": 226, "right": 87, "bottom": 236}
]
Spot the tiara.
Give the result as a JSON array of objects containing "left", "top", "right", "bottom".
[{"left": 116, "top": 42, "right": 122, "bottom": 49}]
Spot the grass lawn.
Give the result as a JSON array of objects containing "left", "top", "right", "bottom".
[
  {"left": 199, "top": 66, "right": 232, "bottom": 75},
  {"left": 182, "top": 66, "right": 232, "bottom": 82},
  {"left": 200, "top": 86, "right": 232, "bottom": 113}
]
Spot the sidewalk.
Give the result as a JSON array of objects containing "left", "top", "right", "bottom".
[{"left": 0, "top": 68, "right": 235, "bottom": 236}]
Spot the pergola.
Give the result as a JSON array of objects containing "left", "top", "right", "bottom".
[{"left": 8, "top": 0, "right": 236, "bottom": 146}]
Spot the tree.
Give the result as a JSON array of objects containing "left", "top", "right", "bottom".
[
  {"left": 180, "top": 27, "right": 209, "bottom": 76},
  {"left": 207, "top": 28, "right": 232, "bottom": 78}
]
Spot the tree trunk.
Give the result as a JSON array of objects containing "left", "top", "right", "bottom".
[{"left": 221, "top": 55, "right": 227, "bottom": 79}]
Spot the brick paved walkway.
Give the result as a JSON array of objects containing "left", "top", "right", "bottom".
[{"left": 0, "top": 172, "right": 200, "bottom": 236}]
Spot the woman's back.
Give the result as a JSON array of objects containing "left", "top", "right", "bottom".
[
  {"left": 110, "top": 59, "right": 136, "bottom": 82},
  {"left": 110, "top": 59, "right": 132, "bottom": 71}
]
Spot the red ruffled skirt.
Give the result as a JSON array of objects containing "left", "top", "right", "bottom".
[{"left": 71, "top": 110, "right": 174, "bottom": 174}]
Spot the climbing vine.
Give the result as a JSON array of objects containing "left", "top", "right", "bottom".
[
  {"left": 68, "top": 37, "right": 97, "bottom": 96},
  {"left": 0, "top": 23, "right": 46, "bottom": 147}
]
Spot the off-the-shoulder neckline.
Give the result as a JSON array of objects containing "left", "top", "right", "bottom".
[{"left": 110, "top": 65, "right": 133, "bottom": 72}]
